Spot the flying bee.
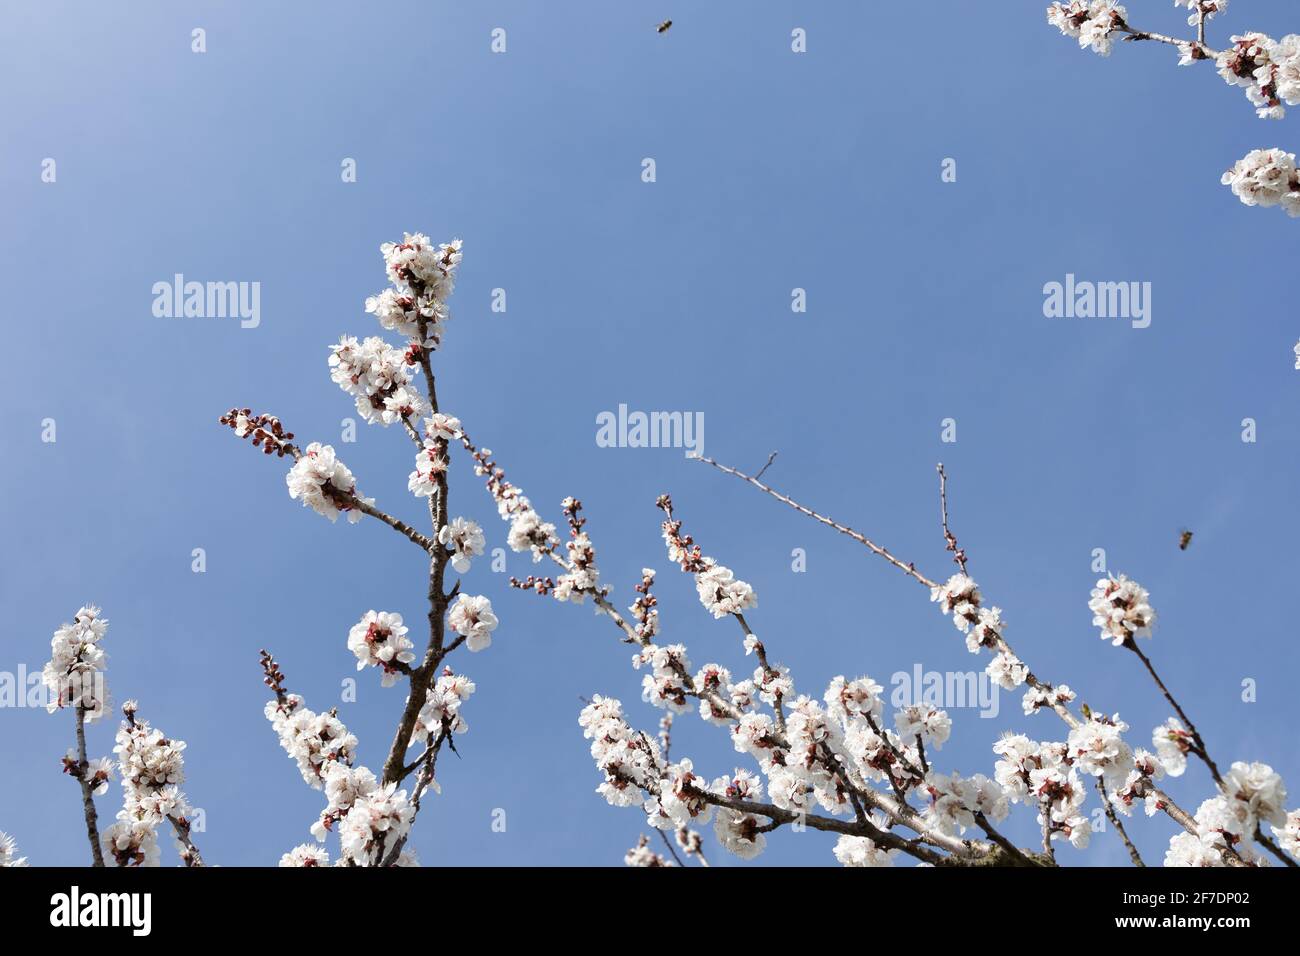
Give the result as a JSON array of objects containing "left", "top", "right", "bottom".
[
  {"left": 657, "top": 20, "right": 673, "bottom": 34},
  {"left": 1179, "top": 529, "right": 1194, "bottom": 551}
]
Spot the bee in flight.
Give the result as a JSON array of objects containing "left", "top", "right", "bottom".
[
  {"left": 657, "top": 20, "right": 673, "bottom": 34},
  {"left": 1178, "top": 529, "right": 1194, "bottom": 551}
]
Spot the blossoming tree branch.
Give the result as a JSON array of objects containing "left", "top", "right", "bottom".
[
  {"left": 14, "top": 232, "right": 1298, "bottom": 868},
  {"left": 1047, "top": 2, "right": 1300, "bottom": 217}
]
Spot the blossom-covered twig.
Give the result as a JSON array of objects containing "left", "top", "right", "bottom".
[
  {"left": 1045, "top": 3, "right": 1300, "bottom": 221},
  {"left": 691, "top": 454, "right": 1290, "bottom": 867},
  {"left": 1097, "top": 778, "right": 1145, "bottom": 866},
  {"left": 44, "top": 606, "right": 110, "bottom": 867},
  {"left": 228, "top": 235, "right": 496, "bottom": 866}
]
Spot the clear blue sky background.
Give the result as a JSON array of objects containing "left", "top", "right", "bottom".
[{"left": 2, "top": 1, "right": 1297, "bottom": 867}]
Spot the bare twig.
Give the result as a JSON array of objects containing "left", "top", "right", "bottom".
[
  {"left": 936, "top": 463, "right": 966, "bottom": 573},
  {"left": 1124, "top": 638, "right": 1223, "bottom": 788},
  {"left": 694, "top": 455, "right": 939, "bottom": 589}
]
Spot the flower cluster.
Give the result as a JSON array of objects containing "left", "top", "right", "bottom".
[
  {"left": 42, "top": 606, "right": 109, "bottom": 720},
  {"left": 1088, "top": 575, "right": 1155, "bottom": 645},
  {"left": 439, "top": 516, "right": 485, "bottom": 573},
  {"left": 61, "top": 751, "right": 113, "bottom": 794},
  {"left": 264, "top": 693, "right": 358, "bottom": 787},
  {"left": 931, "top": 574, "right": 1014, "bottom": 674},
  {"left": 1274, "top": 809, "right": 1300, "bottom": 858},
  {"left": 409, "top": 414, "right": 460, "bottom": 498},
  {"left": 279, "top": 843, "right": 330, "bottom": 867},
  {"left": 921, "top": 771, "right": 1008, "bottom": 836},
  {"left": 635, "top": 643, "right": 695, "bottom": 715},
  {"left": 552, "top": 498, "right": 602, "bottom": 603},
  {"left": 1221, "top": 147, "right": 1300, "bottom": 215},
  {"left": 1045, "top": 1, "right": 1128, "bottom": 57},
  {"left": 580, "top": 695, "right": 669, "bottom": 810},
  {"left": 0, "top": 832, "right": 27, "bottom": 867},
  {"left": 411, "top": 667, "right": 476, "bottom": 749},
  {"left": 306, "top": 762, "right": 417, "bottom": 866},
  {"left": 1067, "top": 712, "right": 1134, "bottom": 785},
  {"left": 106, "top": 704, "right": 197, "bottom": 866},
  {"left": 1165, "top": 765, "right": 1289, "bottom": 867},
  {"left": 1174, "top": 0, "right": 1227, "bottom": 27},
  {"left": 624, "top": 834, "right": 672, "bottom": 867},
  {"left": 1216, "top": 33, "right": 1300, "bottom": 119},
  {"left": 447, "top": 593, "right": 498, "bottom": 652},
  {"left": 1153, "top": 716, "right": 1193, "bottom": 777},
  {"left": 833, "top": 833, "right": 897, "bottom": 867},
  {"left": 1023, "top": 682, "right": 1076, "bottom": 716},
  {"left": 286, "top": 443, "right": 371, "bottom": 523},
  {"left": 328, "top": 335, "right": 426, "bottom": 427},
  {"left": 347, "top": 611, "right": 416, "bottom": 686},
  {"left": 1107, "top": 748, "right": 1166, "bottom": 819},
  {"left": 659, "top": 503, "right": 757, "bottom": 619},
  {"left": 369, "top": 233, "right": 463, "bottom": 349},
  {"left": 994, "top": 734, "right": 1093, "bottom": 849},
  {"left": 463, "top": 438, "right": 560, "bottom": 563}
]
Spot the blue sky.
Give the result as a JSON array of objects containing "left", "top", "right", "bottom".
[{"left": 2, "top": 0, "right": 1297, "bottom": 866}]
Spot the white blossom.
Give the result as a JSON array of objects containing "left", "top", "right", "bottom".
[
  {"left": 1153, "top": 716, "right": 1192, "bottom": 777},
  {"left": 0, "top": 832, "right": 27, "bottom": 867},
  {"left": 408, "top": 443, "right": 447, "bottom": 498},
  {"left": 412, "top": 668, "right": 476, "bottom": 746},
  {"left": 279, "top": 843, "right": 330, "bottom": 867},
  {"left": 101, "top": 820, "right": 160, "bottom": 868},
  {"left": 328, "top": 335, "right": 426, "bottom": 426},
  {"left": 987, "top": 651, "right": 1028, "bottom": 690},
  {"left": 42, "top": 606, "right": 109, "bottom": 721},
  {"left": 624, "top": 834, "right": 672, "bottom": 867},
  {"left": 1088, "top": 575, "right": 1155, "bottom": 645},
  {"left": 1221, "top": 148, "right": 1300, "bottom": 215},
  {"left": 1221, "top": 761, "right": 1288, "bottom": 831},
  {"left": 1272, "top": 809, "right": 1300, "bottom": 858},
  {"left": 895, "top": 704, "right": 952, "bottom": 750},
  {"left": 447, "top": 594, "right": 498, "bottom": 652},
  {"left": 346, "top": 611, "right": 416, "bottom": 686},
  {"left": 1046, "top": 2, "right": 1128, "bottom": 57},
  {"left": 439, "top": 517, "right": 485, "bottom": 573},
  {"left": 1067, "top": 713, "right": 1134, "bottom": 786},
  {"left": 265, "top": 694, "right": 358, "bottom": 787},
  {"left": 1173, "top": 1, "right": 1227, "bottom": 28},
  {"left": 713, "top": 809, "right": 767, "bottom": 860},
  {"left": 833, "top": 833, "right": 897, "bottom": 867},
  {"left": 694, "top": 563, "right": 757, "bottom": 619},
  {"left": 287, "top": 443, "right": 370, "bottom": 523}
]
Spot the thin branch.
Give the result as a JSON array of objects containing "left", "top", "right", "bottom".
[
  {"left": 700, "top": 454, "right": 1229, "bottom": 850},
  {"left": 655, "top": 829, "right": 686, "bottom": 867},
  {"left": 936, "top": 463, "right": 967, "bottom": 573},
  {"left": 1124, "top": 638, "right": 1223, "bottom": 788},
  {"left": 166, "top": 814, "right": 204, "bottom": 867},
  {"left": 348, "top": 494, "right": 434, "bottom": 552},
  {"left": 1096, "top": 778, "right": 1145, "bottom": 867},
  {"left": 694, "top": 455, "right": 939, "bottom": 589},
  {"left": 974, "top": 811, "right": 1037, "bottom": 866},
  {"left": 72, "top": 707, "right": 105, "bottom": 867},
  {"left": 1254, "top": 826, "right": 1299, "bottom": 868}
]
